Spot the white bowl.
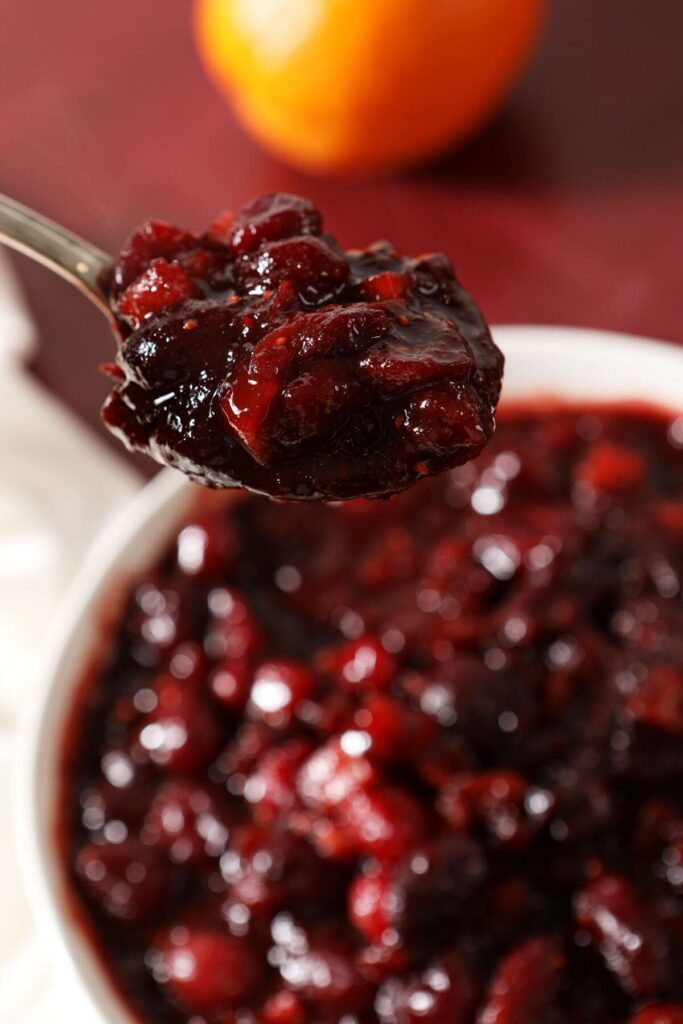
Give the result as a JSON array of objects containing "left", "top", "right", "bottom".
[{"left": 16, "top": 325, "right": 683, "bottom": 1024}]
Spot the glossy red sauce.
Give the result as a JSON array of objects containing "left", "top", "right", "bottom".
[{"left": 58, "top": 403, "right": 683, "bottom": 1024}]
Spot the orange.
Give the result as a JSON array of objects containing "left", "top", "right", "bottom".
[{"left": 193, "top": 0, "right": 547, "bottom": 175}]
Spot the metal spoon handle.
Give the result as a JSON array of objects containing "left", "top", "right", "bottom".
[{"left": 0, "top": 192, "right": 112, "bottom": 317}]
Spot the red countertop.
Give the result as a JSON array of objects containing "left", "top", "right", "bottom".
[{"left": 2, "top": 0, "right": 682, "bottom": 469}]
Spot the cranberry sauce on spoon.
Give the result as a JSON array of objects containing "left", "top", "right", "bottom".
[
  {"left": 61, "top": 404, "right": 683, "bottom": 1024},
  {"left": 102, "top": 193, "right": 503, "bottom": 500}
]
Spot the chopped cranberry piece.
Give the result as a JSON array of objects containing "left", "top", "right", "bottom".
[
  {"left": 143, "top": 780, "right": 232, "bottom": 864},
  {"left": 234, "top": 235, "right": 349, "bottom": 305},
  {"left": 117, "top": 258, "right": 198, "bottom": 327},
  {"left": 359, "top": 270, "right": 410, "bottom": 302},
  {"left": 574, "top": 874, "right": 672, "bottom": 996},
  {"left": 627, "top": 1007, "right": 683, "bottom": 1024},
  {"left": 389, "top": 834, "right": 488, "bottom": 942},
  {"left": 245, "top": 738, "right": 313, "bottom": 821},
  {"left": 277, "top": 359, "right": 366, "bottom": 453},
  {"left": 633, "top": 798, "right": 682, "bottom": 860},
  {"left": 248, "top": 659, "right": 316, "bottom": 726},
  {"left": 221, "top": 825, "right": 342, "bottom": 918},
  {"left": 204, "top": 586, "right": 263, "bottom": 661},
  {"left": 356, "top": 694, "right": 436, "bottom": 760},
  {"left": 112, "top": 220, "right": 199, "bottom": 294},
  {"left": 377, "top": 947, "right": 479, "bottom": 1024},
  {"left": 219, "top": 304, "right": 389, "bottom": 466},
  {"left": 210, "top": 658, "right": 254, "bottom": 711},
  {"left": 75, "top": 839, "right": 170, "bottom": 922},
  {"left": 78, "top": 760, "right": 153, "bottom": 831},
  {"left": 150, "top": 927, "right": 263, "bottom": 1014},
  {"left": 296, "top": 737, "right": 377, "bottom": 811},
  {"left": 400, "top": 384, "right": 489, "bottom": 459},
  {"left": 137, "top": 676, "right": 222, "bottom": 773},
  {"left": 358, "top": 314, "right": 472, "bottom": 395},
  {"left": 339, "top": 785, "right": 431, "bottom": 862},
  {"left": 477, "top": 936, "right": 566, "bottom": 1024},
  {"left": 216, "top": 721, "right": 276, "bottom": 783},
  {"left": 575, "top": 439, "right": 646, "bottom": 492},
  {"left": 168, "top": 641, "right": 209, "bottom": 686},
  {"left": 348, "top": 870, "right": 396, "bottom": 944},
  {"left": 439, "top": 770, "right": 549, "bottom": 850},
  {"left": 626, "top": 665, "right": 683, "bottom": 734},
  {"left": 261, "top": 988, "right": 307, "bottom": 1024},
  {"left": 129, "top": 579, "right": 196, "bottom": 658},
  {"left": 272, "top": 922, "right": 373, "bottom": 1014},
  {"left": 225, "top": 193, "right": 322, "bottom": 256},
  {"left": 176, "top": 517, "right": 240, "bottom": 579},
  {"left": 330, "top": 634, "right": 398, "bottom": 692}
]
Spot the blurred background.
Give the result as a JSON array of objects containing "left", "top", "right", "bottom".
[{"left": 0, "top": 0, "right": 682, "bottom": 1018}]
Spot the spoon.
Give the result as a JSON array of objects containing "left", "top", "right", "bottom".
[
  {"left": 0, "top": 189, "right": 505, "bottom": 502},
  {"left": 0, "top": 192, "right": 114, "bottom": 324}
]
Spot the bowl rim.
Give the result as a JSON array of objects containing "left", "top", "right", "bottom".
[{"left": 15, "top": 324, "right": 683, "bottom": 1024}]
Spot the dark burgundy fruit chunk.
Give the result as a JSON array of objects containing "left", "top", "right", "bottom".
[
  {"left": 261, "top": 988, "right": 307, "bottom": 1024},
  {"left": 477, "top": 936, "right": 566, "bottom": 1024},
  {"left": 575, "top": 439, "right": 646, "bottom": 493},
  {"left": 150, "top": 927, "right": 263, "bottom": 1014},
  {"left": 128, "top": 579, "right": 197, "bottom": 657},
  {"left": 204, "top": 585, "right": 263, "bottom": 662},
  {"left": 103, "top": 192, "right": 502, "bottom": 501},
  {"left": 574, "top": 875, "right": 672, "bottom": 996},
  {"left": 210, "top": 658, "right": 254, "bottom": 711},
  {"left": 439, "top": 770, "right": 548, "bottom": 850},
  {"left": 356, "top": 693, "right": 435, "bottom": 761},
  {"left": 244, "top": 738, "right": 313, "bottom": 821},
  {"left": 339, "top": 785, "right": 431, "bottom": 863},
  {"left": 117, "top": 258, "right": 198, "bottom": 327},
  {"left": 625, "top": 665, "right": 683, "bottom": 734},
  {"left": 142, "top": 780, "right": 232, "bottom": 864},
  {"left": 225, "top": 193, "right": 323, "bottom": 256},
  {"left": 221, "top": 825, "right": 341, "bottom": 916},
  {"left": 389, "top": 834, "right": 488, "bottom": 941},
  {"left": 348, "top": 870, "right": 395, "bottom": 944},
  {"left": 328, "top": 634, "right": 398, "bottom": 692},
  {"left": 247, "top": 658, "right": 316, "bottom": 725},
  {"left": 112, "top": 220, "right": 199, "bottom": 295},
  {"left": 176, "top": 516, "right": 240, "bottom": 579},
  {"left": 271, "top": 920, "right": 373, "bottom": 1014},
  {"left": 404, "top": 655, "right": 538, "bottom": 753},
  {"left": 75, "top": 839, "right": 170, "bottom": 922},
  {"left": 78, "top": 758, "right": 153, "bottom": 831},
  {"left": 137, "top": 676, "right": 222, "bottom": 773},
  {"left": 358, "top": 313, "right": 472, "bottom": 394},
  {"left": 627, "top": 1007, "right": 683, "bottom": 1024},
  {"left": 376, "top": 947, "right": 479, "bottom": 1024},
  {"left": 219, "top": 304, "right": 390, "bottom": 465},
  {"left": 296, "top": 737, "right": 377, "bottom": 811},
  {"left": 234, "top": 235, "right": 349, "bottom": 305}
]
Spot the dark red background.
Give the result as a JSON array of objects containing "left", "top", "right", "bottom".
[{"left": 2, "top": 0, "right": 682, "bottom": 466}]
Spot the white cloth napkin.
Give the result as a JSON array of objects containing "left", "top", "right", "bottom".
[{"left": 0, "top": 254, "right": 141, "bottom": 1021}]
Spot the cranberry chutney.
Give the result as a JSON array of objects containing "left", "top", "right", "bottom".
[
  {"left": 61, "top": 404, "right": 683, "bottom": 1024},
  {"left": 102, "top": 193, "right": 503, "bottom": 501}
]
